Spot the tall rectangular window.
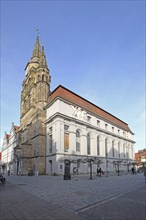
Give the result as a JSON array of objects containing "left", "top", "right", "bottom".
[
  {"left": 76, "top": 130, "right": 80, "bottom": 152},
  {"left": 105, "top": 138, "right": 108, "bottom": 157},
  {"left": 64, "top": 125, "right": 69, "bottom": 152},
  {"left": 97, "top": 137, "right": 100, "bottom": 156},
  {"left": 112, "top": 141, "right": 115, "bottom": 157},
  {"left": 49, "top": 134, "right": 52, "bottom": 153},
  {"left": 118, "top": 142, "right": 120, "bottom": 158},
  {"left": 123, "top": 143, "right": 125, "bottom": 158},
  {"left": 87, "top": 134, "right": 90, "bottom": 155},
  {"left": 64, "top": 133, "right": 69, "bottom": 152}
]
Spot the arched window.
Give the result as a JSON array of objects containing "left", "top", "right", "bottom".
[
  {"left": 97, "top": 136, "right": 100, "bottom": 156},
  {"left": 118, "top": 142, "right": 120, "bottom": 158},
  {"left": 76, "top": 130, "right": 80, "bottom": 152},
  {"left": 38, "top": 75, "right": 40, "bottom": 81},
  {"left": 112, "top": 141, "right": 115, "bottom": 157},
  {"left": 87, "top": 133, "right": 90, "bottom": 155},
  {"left": 42, "top": 74, "right": 44, "bottom": 81},
  {"left": 105, "top": 138, "right": 108, "bottom": 157}
]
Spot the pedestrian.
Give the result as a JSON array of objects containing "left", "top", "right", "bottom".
[
  {"left": 131, "top": 167, "right": 135, "bottom": 175},
  {"left": 144, "top": 167, "right": 146, "bottom": 183}
]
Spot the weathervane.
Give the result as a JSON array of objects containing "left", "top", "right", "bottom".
[
  {"left": 34, "top": 27, "right": 40, "bottom": 37},
  {"left": 34, "top": 28, "right": 44, "bottom": 46}
]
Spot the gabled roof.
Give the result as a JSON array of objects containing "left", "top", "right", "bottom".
[
  {"left": 6, "top": 133, "right": 10, "bottom": 139},
  {"left": 48, "top": 85, "right": 133, "bottom": 133},
  {"left": 14, "top": 125, "right": 20, "bottom": 132}
]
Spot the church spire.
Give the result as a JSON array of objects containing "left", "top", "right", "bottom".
[
  {"left": 32, "top": 36, "right": 41, "bottom": 58},
  {"left": 39, "top": 45, "right": 49, "bottom": 70}
]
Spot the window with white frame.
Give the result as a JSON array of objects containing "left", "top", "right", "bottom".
[
  {"left": 97, "top": 136, "right": 100, "bottom": 156},
  {"left": 112, "top": 140, "right": 115, "bottom": 157},
  {"left": 123, "top": 143, "right": 126, "bottom": 158},
  {"left": 118, "top": 142, "right": 120, "bottom": 158},
  {"left": 49, "top": 134, "right": 52, "bottom": 153},
  {"left": 76, "top": 130, "right": 80, "bottom": 152},
  {"left": 105, "top": 138, "right": 108, "bottom": 157},
  {"left": 87, "top": 133, "right": 91, "bottom": 155},
  {"left": 64, "top": 125, "right": 69, "bottom": 152}
]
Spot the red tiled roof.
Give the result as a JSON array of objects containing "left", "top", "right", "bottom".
[{"left": 48, "top": 85, "right": 133, "bottom": 133}]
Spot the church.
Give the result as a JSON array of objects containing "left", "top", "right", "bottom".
[{"left": 2, "top": 36, "right": 135, "bottom": 176}]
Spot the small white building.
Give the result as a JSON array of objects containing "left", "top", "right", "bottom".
[
  {"left": 45, "top": 85, "right": 135, "bottom": 176},
  {"left": 1, "top": 123, "right": 19, "bottom": 174}
]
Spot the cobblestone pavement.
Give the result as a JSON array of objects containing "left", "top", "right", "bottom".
[{"left": 0, "top": 173, "right": 146, "bottom": 219}]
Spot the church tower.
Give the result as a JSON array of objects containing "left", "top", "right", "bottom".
[
  {"left": 20, "top": 36, "right": 51, "bottom": 124},
  {"left": 19, "top": 36, "right": 51, "bottom": 175}
]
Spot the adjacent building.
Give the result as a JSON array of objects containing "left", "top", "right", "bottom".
[
  {"left": 1, "top": 123, "right": 19, "bottom": 174},
  {"left": 2, "top": 36, "right": 135, "bottom": 176},
  {"left": 135, "top": 149, "right": 146, "bottom": 166}
]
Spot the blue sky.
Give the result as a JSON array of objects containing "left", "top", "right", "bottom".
[{"left": 1, "top": 0, "right": 145, "bottom": 152}]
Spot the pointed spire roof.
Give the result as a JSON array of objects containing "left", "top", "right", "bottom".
[
  {"left": 39, "top": 45, "right": 49, "bottom": 70},
  {"left": 25, "top": 35, "right": 50, "bottom": 72},
  {"left": 32, "top": 36, "right": 41, "bottom": 58}
]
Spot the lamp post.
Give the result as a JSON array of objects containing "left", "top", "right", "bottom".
[
  {"left": 117, "top": 162, "right": 120, "bottom": 176},
  {"left": 86, "top": 158, "right": 94, "bottom": 180}
]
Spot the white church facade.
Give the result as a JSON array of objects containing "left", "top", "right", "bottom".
[{"left": 45, "top": 85, "right": 135, "bottom": 176}]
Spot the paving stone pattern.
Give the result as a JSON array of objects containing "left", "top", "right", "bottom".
[{"left": 0, "top": 173, "right": 146, "bottom": 220}]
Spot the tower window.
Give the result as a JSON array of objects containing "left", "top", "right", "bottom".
[{"left": 38, "top": 75, "right": 40, "bottom": 81}]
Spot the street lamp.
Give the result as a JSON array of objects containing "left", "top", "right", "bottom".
[{"left": 86, "top": 158, "right": 94, "bottom": 180}]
